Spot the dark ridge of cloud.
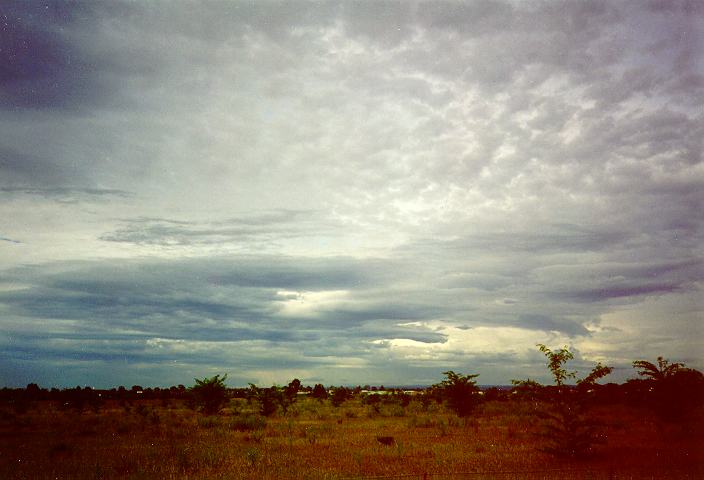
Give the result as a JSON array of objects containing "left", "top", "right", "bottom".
[
  {"left": 100, "top": 210, "right": 336, "bottom": 246},
  {"left": 0, "top": 286, "right": 232, "bottom": 321},
  {"left": 408, "top": 223, "right": 631, "bottom": 256},
  {"left": 347, "top": 325, "right": 447, "bottom": 344},
  {"left": 555, "top": 283, "right": 682, "bottom": 303},
  {"left": 1, "top": 186, "right": 132, "bottom": 200},
  {"left": 114, "top": 217, "right": 192, "bottom": 226},
  {"left": 539, "top": 259, "right": 704, "bottom": 305},
  {"left": 197, "top": 257, "right": 397, "bottom": 290},
  {"left": 5, "top": 320, "right": 318, "bottom": 347},
  {"left": 0, "top": 339, "right": 235, "bottom": 367},
  {"left": 0, "top": 236, "right": 21, "bottom": 244},
  {"left": 437, "top": 273, "right": 515, "bottom": 291},
  {"left": 8, "top": 254, "right": 398, "bottom": 292},
  {"left": 218, "top": 209, "right": 319, "bottom": 226},
  {"left": 517, "top": 314, "right": 589, "bottom": 337},
  {"left": 626, "top": 259, "right": 704, "bottom": 280},
  {"left": 0, "top": 255, "right": 414, "bottom": 340},
  {"left": 313, "top": 304, "right": 450, "bottom": 325}
]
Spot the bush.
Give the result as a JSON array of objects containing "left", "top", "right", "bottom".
[
  {"left": 197, "top": 416, "right": 222, "bottom": 429},
  {"left": 230, "top": 414, "right": 266, "bottom": 431},
  {"left": 432, "top": 370, "right": 481, "bottom": 417},
  {"left": 190, "top": 374, "right": 228, "bottom": 415}
]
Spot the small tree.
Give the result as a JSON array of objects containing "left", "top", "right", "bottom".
[
  {"left": 432, "top": 370, "right": 481, "bottom": 417},
  {"left": 190, "top": 374, "right": 228, "bottom": 415},
  {"left": 532, "top": 344, "right": 612, "bottom": 457}
]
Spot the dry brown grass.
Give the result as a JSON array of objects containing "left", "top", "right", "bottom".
[{"left": 1, "top": 397, "right": 702, "bottom": 479}]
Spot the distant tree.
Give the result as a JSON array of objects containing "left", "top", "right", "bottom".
[
  {"left": 311, "top": 383, "right": 328, "bottom": 401},
  {"left": 483, "top": 386, "right": 507, "bottom": 402},
  {"left": 25, "top": 383, "right": 41, "bottom": 400},
  {"left": 283, "top": 378, "right": 301, "bottom": 406},
  {"left": 248, "top": 384, "right": 290, "bottom": 416},
  {"left": 190, "top": 374, "right": 228, "bottom": 415},
  {"left": 363, "top": 393, "right": 382, "bottom": 414},
  {"left": 330, "top": 386, "right": 350, "bottom": 407},
  {"left": 532, "top": 344, "right": 612, "bottom": 457},
  {"left": 510, "top": 378, "right": 543, "bottom": 401},
  {"left": 432, "top": 370, "right": 481, "bottom": 417},
  {"left": 60, "top": 386, "right": 101, "bottom": 413}
]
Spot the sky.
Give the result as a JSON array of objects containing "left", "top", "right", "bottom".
[{"left": 1, "top": 0, "right": 702, "bottom": 389}]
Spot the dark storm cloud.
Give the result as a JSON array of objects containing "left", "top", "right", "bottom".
[{"left": 0, "top": 1, "right": 109, "bottom": 110}]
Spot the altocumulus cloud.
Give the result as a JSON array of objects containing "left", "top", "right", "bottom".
[{"left": 0, "top": 0, "right": 702, "bottom": 387}]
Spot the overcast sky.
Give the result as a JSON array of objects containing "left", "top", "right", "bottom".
[{"left": 1, "top": 0, "right": 702, "bottom": 388}]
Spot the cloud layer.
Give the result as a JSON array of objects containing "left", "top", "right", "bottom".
[{"left": 1, "top": 0, "right": 702, "bottom": 387}]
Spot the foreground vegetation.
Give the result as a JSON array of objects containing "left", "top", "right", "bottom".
[
  {"left": 1, "top": 352, "right": 703, "bottom": 479},
  {"left": 2, "top": 395, "right": 703, "bottom": 479}
]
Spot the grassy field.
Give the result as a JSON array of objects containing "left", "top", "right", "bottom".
[{"left": 2, "top": 396, "right": 703, "bottom": 479}]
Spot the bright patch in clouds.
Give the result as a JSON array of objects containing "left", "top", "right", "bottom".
[{"left": 276, "top": 290, "right": 351, "bottom": 317}]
